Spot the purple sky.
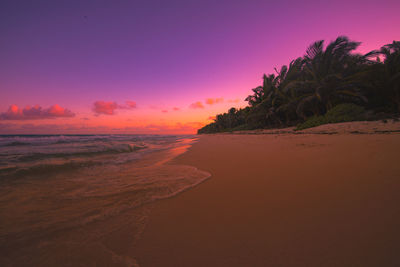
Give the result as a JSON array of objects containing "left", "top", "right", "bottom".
[{"left": 0, "top": 0, "right": 399, "bottom": 133}]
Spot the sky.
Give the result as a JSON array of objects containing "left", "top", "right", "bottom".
[{"left": 0, "top": 0, "right": 399, "bottom": 134}]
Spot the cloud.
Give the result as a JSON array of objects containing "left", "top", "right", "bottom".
[
  {"left": 173, "top": 107, "right": 180, "bottom": 111},
  {"left": 125, "top": 101, "right": 137, "bottom": 109},
  {"left": 0, "top": 104, "right": 75, "bottom": 120},
  {"left": 161, "top": 110, "right": 168, "bottom": 113},
  {"left": 205, "top": 98, "right": 224, "bottom": 105},
  {"left": 208, "top": 116, "right": 216, "bottom": 121},
  {"left": 228, "top": 99, "right": 240, "bottom": 103},
  {"left": 93, "top": 101, "right": 119, "bottom": 115},
  {"left": 189, "top": 101, "right": 205, "bottom": 109},
  {"left": 93, "top": 100, "right": 137, "bottom": 115}
]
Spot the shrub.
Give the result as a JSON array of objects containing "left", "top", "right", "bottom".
[
  {"left": 324, "top": 103, "right": 366, "bottom": 123},
  {"left": 296, "top": 103, "right": 366, "bottom": 130},
  {"left": 229, "top": 124, "right": 251, "bottom": 132},
  {"left": 295, "top": 116, "right": 326, "bottom": 130}
]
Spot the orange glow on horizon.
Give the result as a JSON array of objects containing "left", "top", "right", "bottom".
[{"left": 0, "top": 97, "right": 247, "bottom": 134}]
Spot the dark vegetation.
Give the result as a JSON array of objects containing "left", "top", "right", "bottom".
[{"left": 198, "top": 37, "right": 400, "bottom": 133}]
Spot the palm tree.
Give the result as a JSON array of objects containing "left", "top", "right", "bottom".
[
  {"left": 245, "top": 85, "right": 263, "bottom": 107},
  {"left": 380, "top": 41, "right": 400, "bottom": 111},
  {"left": 245, "top": 74, "right": 277, "bottom": 107},
  {"left": 359, "top": 41, "right": 400, "bottom": 112},
  {"left": 270, "top": 57, "right": 304, "bottom": 124},
  {"left": 292, "top": 36, "right": 367, "bottom": 119}
]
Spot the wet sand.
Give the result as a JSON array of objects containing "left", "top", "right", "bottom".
[{"left": 134, "top": 125, "right": 400, "bottom": 266}]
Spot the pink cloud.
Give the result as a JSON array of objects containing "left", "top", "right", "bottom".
[
  {"left": 173, "top": 107, "right": 180, "bottom": 111},
  {"left": 93, "top": 101, "right": 118, "bottom": 115},
  {"left": 228, "top": 99, "right": 240, "bottom": 103},
  {"left": 0, "top": 104, "right": 75, "bottom": 120},
  {"left": 205, "top": 98, "right": 224, "bottom": 105},
  {"left": 125, "top": 101, "right": 137, "bottom": 109},
  {"left": 161, "top": 110, "right": 168, "bottom": 113},
  {"left": 189, "top": 101, "right": 205, "bottom": 109},
  {"left": 93, "top": 100, "right": 137, "bottom": 115}
]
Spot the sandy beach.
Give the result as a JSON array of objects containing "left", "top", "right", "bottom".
[{"left": 134, "top": 121, "right": 400, "bottom": 267}]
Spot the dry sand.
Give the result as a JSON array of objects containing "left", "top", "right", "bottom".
[{"left": 134, "top": 121, "right": 400, "bottom": 267}]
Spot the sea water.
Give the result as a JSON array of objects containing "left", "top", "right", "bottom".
[{"left": 0, "top": 134, "right": 210, "bottom": 266}]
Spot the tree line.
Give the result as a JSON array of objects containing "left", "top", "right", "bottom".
[{"left": 198, "top": 36, "right": 400, "bottom": 133}]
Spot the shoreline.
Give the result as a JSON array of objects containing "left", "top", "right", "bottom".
[{"left": 133, "top": 121, "right": 400, "bottom": 266}]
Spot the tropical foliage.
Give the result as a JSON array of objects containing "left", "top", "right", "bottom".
[
  {"left": 198, "top": 37, "right": 400, "bottom": 134},
  {"left": 295, "top": 103, "right": 366, "bottom": 130}
]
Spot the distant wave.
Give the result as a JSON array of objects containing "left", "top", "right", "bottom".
[
  {"left": 16, "top": 143, "right": 148, "bottom": 162},
  {"left": 3, "top": 141, "right": 29, "bottom": 147},
  {"left": 0, "top": 134, "right": 185, "bottom": 147},
  {"left": 0, "top": 161, "right": 100, "bottom": 179}
]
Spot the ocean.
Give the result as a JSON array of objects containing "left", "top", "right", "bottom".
[{"left": 0, "top": 134, "right": 210, "bottom": 266}]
